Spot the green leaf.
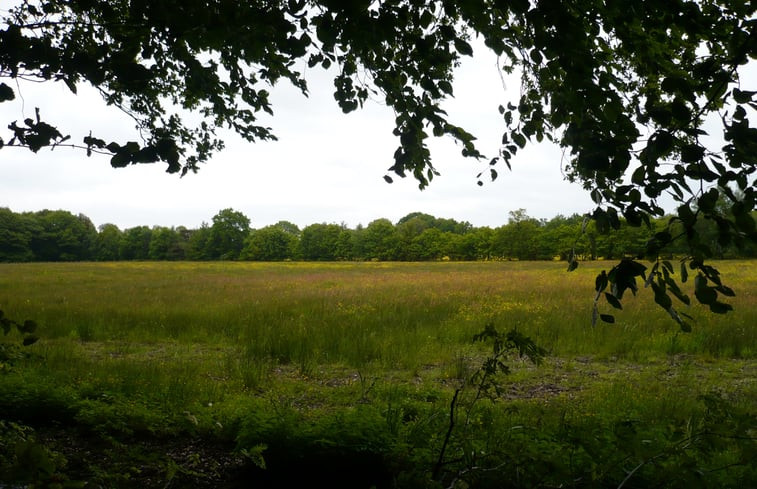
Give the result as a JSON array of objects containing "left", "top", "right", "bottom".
[
  {"left": 512, "top": 132, "right": 526, "bottom": 148},
  {"left": 595, "top": 271, "right": 608, "bottom": 292},
  {"left": 697, "top": 188, "right": 719, "bottom": 213},
  {"left": 453, "top": 39, "right": 473, "bottom": 56},
  {"left": 733, "top": 88, "right": 755, "bottom": 103},
  {"left": 63, "top": 77, "right": 78, "bottom": 94},
  {"left": 604, "top": 292, "right": 622, "bottom": 310},
  {"left": 668, "top": 285, "right": 690, "bottom": 306},
  {"left": 661, "top": 75, "right": 691, "bottom": 95},
  {"left": 110, "top": 152, "right": 131, "bottom": 168},
  {"left": 652, "top": 283, "right": 673, "bottom": 309},
  {"left": 19, "top": 320, "right": 37, "bottom": 334},
  {"left": 677, "top": 204, "right": 696, "bottom": 227},
  {"left": 607, "top": 207, "right": 620, "bottom": 230},
  {"left": 593, "top": 208, "right": 610, "bottom": 234},
  {"left": 695, "top": 285, "right": 717, "bottom": 305},
  {"left": 623, "top": 207, "right": 642, "bottom": 227},
  {"left": 22, "top": 335, "right": 39, "bottom": 346},
  {"left": 715, "top": 285, "right": 735, "bottom": 297},
  {"left": 709, "top": 301, "right": 733, "bottom": 314},
  {"left": 599, "top": 314, "right": 615, "bottom": 324},
  {"left": 664, "top": 273, "right": 688, "bottom": 299},
  {"left": 0, "top": 83, "right": 15, "bottom": 102},
  {"left": 680, "top": 144, "right": 705, "bottom": 163}
]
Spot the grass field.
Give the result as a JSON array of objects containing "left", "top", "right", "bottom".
[{"left": 1, "top": 260, "right": 755, "bottom": 488}]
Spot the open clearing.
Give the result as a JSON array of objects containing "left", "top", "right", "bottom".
[{"left": 1, "top": 261, "right": 755, "bottom": 488}]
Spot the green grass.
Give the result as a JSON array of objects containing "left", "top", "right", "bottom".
[{"left": 0, "top": 260, "right": 755, "bottom": 487}]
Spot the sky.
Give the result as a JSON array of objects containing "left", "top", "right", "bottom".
[{"left": 1, "top": 40, "right": 598, "bottom": 231}]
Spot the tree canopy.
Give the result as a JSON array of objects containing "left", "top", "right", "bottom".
[{"left": 1, "top": 0, "right": 755, "bottom": 327}]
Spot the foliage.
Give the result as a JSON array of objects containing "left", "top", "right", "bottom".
[
  {"left": 0, "top": 309, "right": 38, "bottom": 370},
  {"left": 93, "top": 223, "right": 122, "bottom": 261},
  {"left": 241, "top": 223, "right": 299, "bottom": 261},
  {"left": 118, "top": 225, "right": 152, "bottom": 260},
  {"left": 206, "top": 208, "right": 251, "bottom": 260},
  {"left": 432, "top": 324, "right": 545, "bottom": 484},
  {"left": 363, "top": 218, "right": 400, "bottom": 261},
  {"left": 299, "top": 222, "right": 344, "bottom": 260},
  {"left": 3, "top": 206, "right": 754, "bottom": 265},
  {"left": 35, "top": 211, "right": 97, "bottom": 261},
  {"left": 0, "top": 420, "right": 74, "bottom": 489},
  {"left": 0, "top": 207, "right": 36, "bottom": 262},
  {"left": 148, "top": 226, "right": 184, "bottom": 260}
]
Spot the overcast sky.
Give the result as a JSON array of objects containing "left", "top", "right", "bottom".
[{"left": 1, "top": 41, "right": 599, "bottom": 230}]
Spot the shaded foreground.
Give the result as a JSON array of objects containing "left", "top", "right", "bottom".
[{"left": 1, "top": 261, "right": 755, "bottom": 487}]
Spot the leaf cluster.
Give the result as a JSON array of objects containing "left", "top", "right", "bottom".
[
  {"left": 0, "top": 310, "right": 38, "bottom": 347},
  {"left": 0, "top": 310, "right": 38, "bottom": 371}
]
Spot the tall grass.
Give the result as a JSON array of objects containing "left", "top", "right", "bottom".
[
  {"left": 2, "top": 261, "right": 754, "bottom": 363},
  {"left": 1, "top": 261, "right": 754, "bottom": 487},
  {"left": 1, "top": 260, "right": 753, "bottom": 410}
]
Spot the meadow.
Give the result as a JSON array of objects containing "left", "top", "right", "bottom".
[{"left": 1, "top": 260, "right": 755, "bottom": 488}]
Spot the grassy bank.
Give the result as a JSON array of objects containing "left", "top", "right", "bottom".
[{"left": 1, "top": 261, "right": 755, "bottom": 487}]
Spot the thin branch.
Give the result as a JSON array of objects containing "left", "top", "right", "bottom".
[
  {"left": 617, "top": 452, "right": 666, "bottom": 489},
  {"left": 2, "top": 142, "right": 113, "bottom": 156},
  {"left": 433, "top": 387, "right": 460, "bottom": 481}
]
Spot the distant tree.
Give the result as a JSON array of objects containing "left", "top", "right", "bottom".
[
  {"left": 334, "top": 228, "right": 356, "bottom": 261},
  {"left": 94, "top": 223, "right": 122, "bottom": 261},
  {"left": 119, "top": 226, "right": 152, "bottom": 260},
  {"left": 349, "top": 224, "right": 367, "bottom": 261},
  {"left": 241, "top": 225, "right": 297, "bottom": 261},
  {"left": 411, "top": 228, "right": 446, "bottom": 261},
  {"left": 77, "top": 213, "right": 98, "bottom": 259},
  {"left": 148, "top": 226, "right": 183, "bottom": 260},
  {"left": 443, "top": 233, "right": 472, "bottom": 260},
  {"left": 397, "top": 212, "right": 437, "bottom": 228},
  {"left": 174, "top": 225, "right": 193, "bottom": 258},
  {"left": 396, "top": 215, "right": 433, "bottom": 260},
  {"left": 594, "top": 219, "right": 652, "bottom": 260},
  {"left": 510, "top": 210, "right": 545, "bottom": 260},
  {"left": 27, "top": 210, "right": 96, "bottom": 261},
  {"left": 363, "top": 218, "right": 399, "bottom": 261},
  {"left": 434, "top": 217, "right": 473, "bottom": 235},
  {"left": 207, "top": 208, "right": 251, "bottom": 260},
  {"left": 300, "top": 223, "right": 342, "bottom": 261},
  {"left": 186, "top": 223, "right": 212, "bottom": 260},
  {"left": 273, "top": 220, "right": 301, "bottom": 237},
  {"left": 0, "top": 208, "right": 36, "bottom": 262},
  {"left": 491, "top": 209, "right": 541, "bottom": 260},
  {"left": 469, "top": 227, "right": 495, "bottom": 260},
  {"left": 540, "top": 214, "right": 584, "bottom": 261}
]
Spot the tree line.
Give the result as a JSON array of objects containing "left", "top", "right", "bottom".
[{"left": 1, "top": 206, "right": 754, "bottom": 264}]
